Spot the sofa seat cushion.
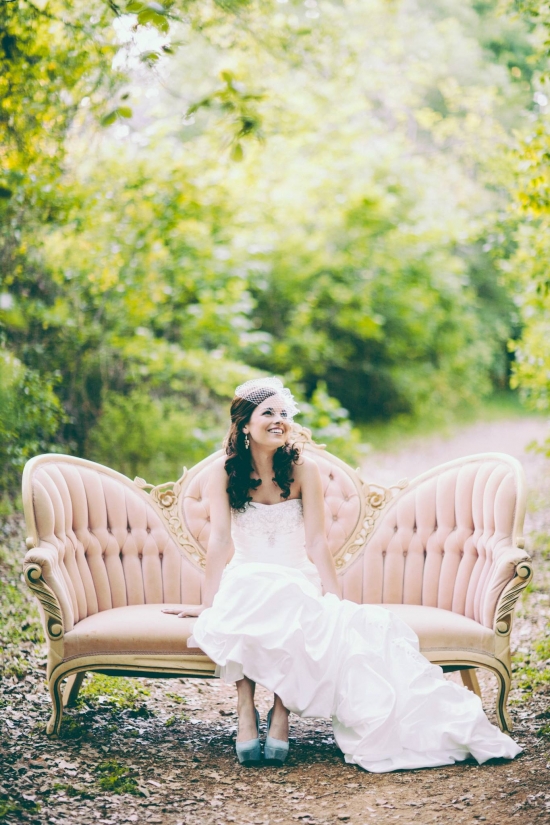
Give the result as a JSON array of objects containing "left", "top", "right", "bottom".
[
  {"left": 63, "top": 604, "right": 205, "bottom": 660},
  {"left": 63, "top": 603, "right": 495, "bottom": 662},
  {"left": 382, "top": 604, "right": 495, "bottom": 656}
]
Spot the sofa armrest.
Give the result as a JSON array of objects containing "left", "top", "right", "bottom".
[
  {"left": 491, "top": 548, "right": 533, "bottom": 636},
  {"left": 485, "top": 547, "right": 533, "bottom": 634},
  {"left": 23, "top": 545, "right": 73, "bottom": 645}
]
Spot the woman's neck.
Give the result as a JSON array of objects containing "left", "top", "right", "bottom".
[{"left": 250, "top": 445, "right": 277, "bottom": 478}]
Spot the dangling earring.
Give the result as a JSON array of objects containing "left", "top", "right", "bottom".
[{"left": 244, "top": 433, "right": 250, "bottom": 450}]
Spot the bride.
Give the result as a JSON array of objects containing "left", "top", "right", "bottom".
[{"left": 163, "top": 377, "right": 521, "bottom": 771}]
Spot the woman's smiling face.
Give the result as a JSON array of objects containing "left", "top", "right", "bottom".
[{"left": 244, "top": 394, "right": 292, "bottom": 449}]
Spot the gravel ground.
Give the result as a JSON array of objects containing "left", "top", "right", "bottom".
[{"left": 1, "top": 416, "right": 549, "bottom": 825}]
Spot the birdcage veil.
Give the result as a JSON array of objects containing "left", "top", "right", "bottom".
[{"left": 234, "top": 377, "right": 300, "bottom": 419}]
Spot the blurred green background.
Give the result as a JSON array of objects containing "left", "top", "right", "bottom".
[{"left": 2, "top": 0, "right": 550, "bottom": 496}]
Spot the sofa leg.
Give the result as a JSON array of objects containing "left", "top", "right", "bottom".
[
  {"left": 495, "top": 671, "right": 512, "bottom": 733},
  {"left": 63, "top": 672, "right": 86, "bottom": 708},
  {"left": 46, "top": 676, "right": 64, "bottom": 737},
  {"left": 461, "top": 668, "right": 481, "bottom": 698}
]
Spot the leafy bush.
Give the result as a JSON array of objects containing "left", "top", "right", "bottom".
[
  {"left": 87, "top": 390, "right": 223, "bottom": 483},
  {"left": 87, "top": 378, "right": 364, "bottom": 482},
  {"left": 298, "top": 383, "right": 364, "bottom": 466},
  {"left": 0, "top": 351, "right": 63, "bottom": 495},
  {"left": 0, "top": 0, "right": 539, "bottom": 495}
]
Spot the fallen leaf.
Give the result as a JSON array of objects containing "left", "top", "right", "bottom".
[
  {"left": 28, "top": 759, "right": 48, "bottom": 771},
  {"left": 57, "top": 760, "right": 78, "bottom": 770}
]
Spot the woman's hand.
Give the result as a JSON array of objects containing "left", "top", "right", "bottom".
[{"left": 162, "top": 605, "right": 206, "bottom": 618}]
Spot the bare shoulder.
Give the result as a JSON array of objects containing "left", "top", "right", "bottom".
[
  {"left": 294, "top": 454, "right": 321, "bottom": 482},
  {"left": 206, "top": 456, "right": 231, "bottom": 529},
  {"left": 211, "top": 455, "right": 227, "bottom": 474},
  {"left": 295, "top": 453, "right": 320, "bottom": 472},
  {"left": 296, "top": 454, "right": 325, "bottom": 516},
  {"left": 208, "top": 456, "right": 229, "bottom": 491}
]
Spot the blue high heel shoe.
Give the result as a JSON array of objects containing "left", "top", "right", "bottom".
[
  {"left": 264, "top": 707, "right": 290, "bottom": 765},
  {"left": 235, "top": 708, "right": 261, "bottom": 766}
]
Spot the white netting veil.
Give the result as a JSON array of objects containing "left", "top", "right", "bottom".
[{"left": 234, "top": 377, "right": 300, "bottom": 419}]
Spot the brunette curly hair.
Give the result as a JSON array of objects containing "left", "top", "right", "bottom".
[{"left": 224, "top": 389, "right": 300, "bottom": 512}]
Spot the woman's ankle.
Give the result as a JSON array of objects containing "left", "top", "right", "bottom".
[
  {"left": 237, "top": 698, "right": 256, "bottom": 716},
  {"left": 236, "top": 705, "right": 258, "bottom": 742}
]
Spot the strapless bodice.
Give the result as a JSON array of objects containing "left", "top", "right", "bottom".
[{"left": 227, "top": 499, "right": 321, "bottom": 587}]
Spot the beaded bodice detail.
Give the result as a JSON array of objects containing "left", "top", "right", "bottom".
[
  {"left": 232, "top": 499, "right": 304, "bottom": 547},
  {"left": 228, "top": 499, "right": 319, "bottom": 585}
]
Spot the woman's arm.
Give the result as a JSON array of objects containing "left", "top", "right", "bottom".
[
  {"left": 201, "top": 459, "right": 233, "bottom": 606},
  {"left": 163, "top": 457, "right": 233, "bottom": 617},
  {"left": 300, "top": 458, "right": 342, "bottom": 598}
]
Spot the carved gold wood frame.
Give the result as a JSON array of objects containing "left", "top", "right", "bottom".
[
  {"left": 22, "top": 450, "right": 532, "bottom": 735},
  {"left": 134, "top": 426, "right": 409, "bottom": 574}
]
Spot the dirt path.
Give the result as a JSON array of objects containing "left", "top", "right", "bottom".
[
  {"left": 362, "top": 415, "right": 549, "bottom": 486},
  {"left": 1, "top": 416, "right": 549, "bottom": 825}
]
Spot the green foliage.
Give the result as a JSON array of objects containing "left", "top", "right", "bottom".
[
  {"left": 0, "top": 351, "right": 64, "bottom": 494},
  {"left": 0, "top": 0, "right": 124, "bottom": 327},
  {"left": 298, "top": 383, "right": 364, "bottom": 465},
  {"left": 506, "top": 119, "right": 550, "bottom": 418},
  {"left": 57, "top": 714, "right": 89, "bottom": 740},
  {"left": 165, "top": 691, "right": 187, "bottom": 703},
  {"left": 78, "top": 673, "right": 150, "bottom": 711},
  {"left": 50, "top": 782, "right": 93, "bottom": 799},
  {"left": 512, "top": 631, "right": 550, "bottom": 698},
  {"left": 503, "top": 1, "right": 550, "bottom": 422},
  {"left": 187, "top": 69, "right": 265, "bottom": 161},
  {"left": 0, "top": 797, "right": 40, "bottom": 820},
  {"left": 88, "top": 389, "right": 223, "bottom": 482},
  {"left": 0, "top": 531, "right": 43, "bottom": 682},
  {"left": 96, "top": 760, "right": 139, "bottom": 795},
  {"left": 0, "top": 0, "right": 541, "bottom": 493}
]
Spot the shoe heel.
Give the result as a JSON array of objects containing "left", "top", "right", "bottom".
[
  {"left": 265, "top": 707, "right": 289, "bottom": 765},
  {"left": 264, "top": 736, "right": 289, "bottom": 765},
  {"left": 236, "top": 708, "right": 261, "bottom": 767},
  {"left": 236, "top": 738, "right": 262, "bottom": 766}
]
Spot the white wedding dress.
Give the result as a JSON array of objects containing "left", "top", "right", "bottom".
[{"left": 190, "top": 499, "right": 521, "bottom": 772}]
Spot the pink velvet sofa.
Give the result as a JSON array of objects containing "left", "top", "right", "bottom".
[{"left": 22, "top": 433, "right": 532, "bottom": 737}]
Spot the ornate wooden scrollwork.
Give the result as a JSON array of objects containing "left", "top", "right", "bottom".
[
  {"left": 23, "top": 563, "right": 64, "bottom": 640},
  {"left": 494, "top": 559, "right": 533, "bottom": 636},
  {"left": 290, "top": 425, "right": 327, "bottom": 450},
  {"left": 334, "top": 474, "right": 409, "bottom": 570},
  {"left": 135, "top": 471, "right": 208, "bottom": 569},
  {"left": 136, "top": 433, "right": 409, "bottom": 574}
]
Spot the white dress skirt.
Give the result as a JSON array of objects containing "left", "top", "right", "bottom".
[{"left": 189, "top": 499, "right": 521, "bottom": 773}]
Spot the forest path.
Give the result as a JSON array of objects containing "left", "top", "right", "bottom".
[
  {"left": 362, "top": 414, "right": 549, "bottom": 486},
  {"left": 1, "top": 414, "right": 549, "bottom": 825}
]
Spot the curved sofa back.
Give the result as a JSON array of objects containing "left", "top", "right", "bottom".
[
  {"left": 23, "top": 457, "right": 203, "bottom": 630},
  {"left": 23, "top": 446, "right": 525, "bottom": 631},
  {"left": 340, "top": 456, "right": 526, "bottom": 627},
  {"left": 179, "top": 446, "right": 363, "bottom": 569}
]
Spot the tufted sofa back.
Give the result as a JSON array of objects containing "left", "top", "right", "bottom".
[
  {"left": 180, "top": 448, "right": 362, "bottom": 567},
  {"left": 177, "top": 447, "right": 526, "bottom": 628},
  {"left": 23, "top": 456, "right": 203, "bottom": 632},
  {"left": 24, "top": 447, "right": 525, "bottom": 633},
  {"left": 340, "top": 455, "right": 526, "bottom": 627}
]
